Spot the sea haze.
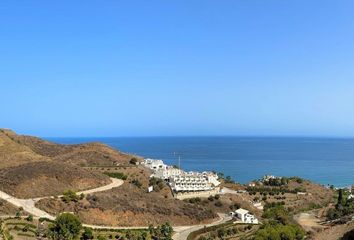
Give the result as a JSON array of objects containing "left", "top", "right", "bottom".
[{"left": 47, "top": 137, "right": 354, "bottom": 187}]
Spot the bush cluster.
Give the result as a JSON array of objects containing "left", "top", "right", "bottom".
[{"left": 103, "top": 172, "right": 128, "bottom": 180}]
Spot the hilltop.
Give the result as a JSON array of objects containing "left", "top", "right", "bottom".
[
  {"left": 0, "top": 129, "right": 134, "bottom": 167},
  {"left": 0, "top": 129, "right": 136, "bottom": 198}
]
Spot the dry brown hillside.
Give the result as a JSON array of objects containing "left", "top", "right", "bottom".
[
  {"left": 1, "top": 129, "right": 136, "bottom": 166},
  {"left": 0, "top": 129, "right": 138, "bottom": 198},
  {"left": 0, "top": 129, "right": 48, "bottom": 168},
  {"left": 36, "top": 165, "right": 218, "bottom": 226},
  {"left": 0, "top": 161, "right": 110, "bottom": 198},
  {"left": 1, "top": 129, "right": 219, "bottom": 226},
  {"left": 0, "top": 199, "right": 18, "bottom": 215}
]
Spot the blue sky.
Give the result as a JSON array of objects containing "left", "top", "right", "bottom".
[{"left": 1, "top": 1, "right": 354, "bottom": 137}]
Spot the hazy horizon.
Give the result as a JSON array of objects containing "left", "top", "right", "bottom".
[{"left": 44, "top": 135, "right": 354, "bottom": 140}]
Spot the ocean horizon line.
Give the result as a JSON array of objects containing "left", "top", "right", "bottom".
[{"left": 44, "top": 135, "right": 354, "bottom": 140}]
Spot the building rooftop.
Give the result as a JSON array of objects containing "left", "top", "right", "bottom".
[{"left": 235, "top": 208, "right": 249, "bottom": 215}]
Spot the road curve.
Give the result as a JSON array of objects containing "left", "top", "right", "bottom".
[
  {"left": 82, "top": 213, "right": 231, "bottom": 240},
  {"left": 0, "top": 178, "right": 124, "bottom": 220},
  {"left": 0, "top": 178, "right": 229, "bottom": 239},
  {"left": 172, "top": 213, "right": 232, "bottom": 240},
  {"left": 0, "top": 190, "right": 54, "bottom": 220}
]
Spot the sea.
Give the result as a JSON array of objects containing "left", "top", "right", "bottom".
[{"left": 47, "top": 137, "right": 354, "bottom": 188}]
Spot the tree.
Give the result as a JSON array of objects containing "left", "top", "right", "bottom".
[
  {"left": 130, "top": 157, "right": 138, "bottom": 165},
  {"left": 26, "top": 214, "right": 33, "bottom": 222},
  {"left": 225, "top": 176, "right": 234, "bottom": 183},
  {"left": 151, "top": 223, "right": 173, "bottom": 240},
  {"left": 217, "top": 228, "right": 226, "bottom": 238},
  {"left": 161, "top": 222, "right": 173, "bottom": 239},
  {"left": 131, "top": 179, "right": 142, "bottom": 188},
  {"left": 81, "top": 227, "right": 93, "bottom": 240},
  {"left": 337, "top": 189, "right": 344, "bottom": 208},
  {"left": 15, "top": 210, "right": 21, "bottom": 218},
  {"left": 48, "top": 213, "right": 82, "bottom": 240},
  {"left": 62, "top": 190, "right": 80, "bottom": 203}
]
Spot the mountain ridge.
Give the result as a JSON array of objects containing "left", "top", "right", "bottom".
[{"left": 0, "top": 129, "right": 138, "bottom": 198}]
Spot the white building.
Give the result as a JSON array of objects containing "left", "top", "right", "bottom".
[
  {"left": 147, "top": 186, "right": 154, "bottom": 193},
  {"left": 169, "top": 173, "right": 212, "bottom": 192},
  {"left": 248, "top": 182, "right": 256, "bottom": 187},
  {"left": 143, "top": 158, "right": 166, "bottom": 171},
  {"left": 234, "top": 208, "right": 259, "bottom": 224},
  {"left": 143, "top": 158, "right": 220, "bottom": 193},
  {"left": 154, "top": 166, "right": 183, "bottom": 180},
  {"left": 348, "top": 194, "right": 354, "bottom": 200},
  {"left": 169, "top": 171, "right": 220, "bottom": 192},
  {"left": 202, "top": 172, "right": 221, "bottom": 187},
  {"left": 262, "top": 175, "right": 277, "bottom": 182}
]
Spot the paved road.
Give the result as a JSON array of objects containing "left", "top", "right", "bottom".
[
  {"left": 0, "top": 178, "right": 124, "bottom": 221},
  {"left": 172, "top": 213, "right": 232, "bottom": 240}
]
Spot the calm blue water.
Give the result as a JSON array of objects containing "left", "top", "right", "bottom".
[{"left": 47, "top": 137, "right": 354, "bottom": 187}]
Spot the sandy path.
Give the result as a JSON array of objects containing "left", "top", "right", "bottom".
[
  {"left": 0, "top": 190, "right": 54, "bottom": 220},
  {"left": 294, "top": 211, "right": 324, "bottom": 232},
  {"left": 0, "top": 178, "right": 123, "bottom": 220},
  {"left": 0, "top": 179, "right": 230, "bottom": 237},
  {"left": 172, "top": 213, "right": 231, "bottom": 240}
]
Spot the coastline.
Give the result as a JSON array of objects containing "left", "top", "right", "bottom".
[{"left": 47, "top": 136, "right": 354, "bottom": 187}]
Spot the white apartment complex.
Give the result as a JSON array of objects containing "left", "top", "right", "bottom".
[
  {"left": 154, "top": 166, "right": 183, "bottom": 179},
  {"left": 143, "top": 158, "right": 220, "bottom": 192},
  {"left": 169, "top": 172, "right": 213, "bottom": 192}
]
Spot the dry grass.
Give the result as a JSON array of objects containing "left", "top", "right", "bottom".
[
  {"left": 36, "top": 166, "right": 218, "bottom": 226},
  {"left": 0, "top": 129, "right": 139, "bottom": 198},
  {"left": 0, "top": 199, "right": 18, "bottom": 215},
  {"left": 0, "top": 161, "right": 111, "bottom": 198}
]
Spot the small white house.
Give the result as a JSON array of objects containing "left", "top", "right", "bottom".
[
  {"left": 248, "top": 182, "right": 256, "bottom": 187},
  {"left": 234, "top": 208, "right": 259, "bottom": 224},
  {"left": 144, "top": 159, "right": 166, "bottom": 170}
]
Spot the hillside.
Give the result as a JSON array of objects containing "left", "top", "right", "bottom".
[
  {"left": 0, "top": 129, "right": 136, "bottom": 198},
  {"left": 1, "top": 129, "right": 135, "bottom": 166},
  {"left": 0, "top": 199, "right": 18, "bottom": 215},
  {"left": 36, "top": 165, "right": 218, "bottom": 226},
  {"left": 0, "top": 161, "right": 110, "bottom": 198},
  {"left": 0, "top": 129, "right": 219, "bottom": 226},
  {"left": 0, "top": 129, "right": 47, "bottom": 169}
]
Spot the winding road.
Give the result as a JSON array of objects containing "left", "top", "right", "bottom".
[
  {"left": 172, "top": 213, "right": 232, "bottom": 240},
  {"left": 0, "top": 178, "right": 124, "bottom": 220},
  {"left": 0, "top": 178, "right": 230, "bottom": 240}
]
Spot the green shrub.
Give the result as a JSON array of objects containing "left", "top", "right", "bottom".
[
  {"left": 214, "top": 201, "right": 223, "bottom": 207},
  {"left": 129, "top": 158, "right": 138, "bottom": 165},
  {"left": 103, "top": 172, "right": 127, "bottom": 180},
  {"left": 131, "top": 179, "right": 142, "bottom": 188}
]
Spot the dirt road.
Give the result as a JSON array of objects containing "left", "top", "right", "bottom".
[
  {"left": 172, "top": 213, "right": 232, "bottom": 240},
  {"left": 0, "top": 190, "right": 54, "bottom": 220},
  {"left": 1, "top": 178, "right": 230, "bottom": 238},
  {"left": 0, "top": 178, "right": 124, "bottom": 220}
]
